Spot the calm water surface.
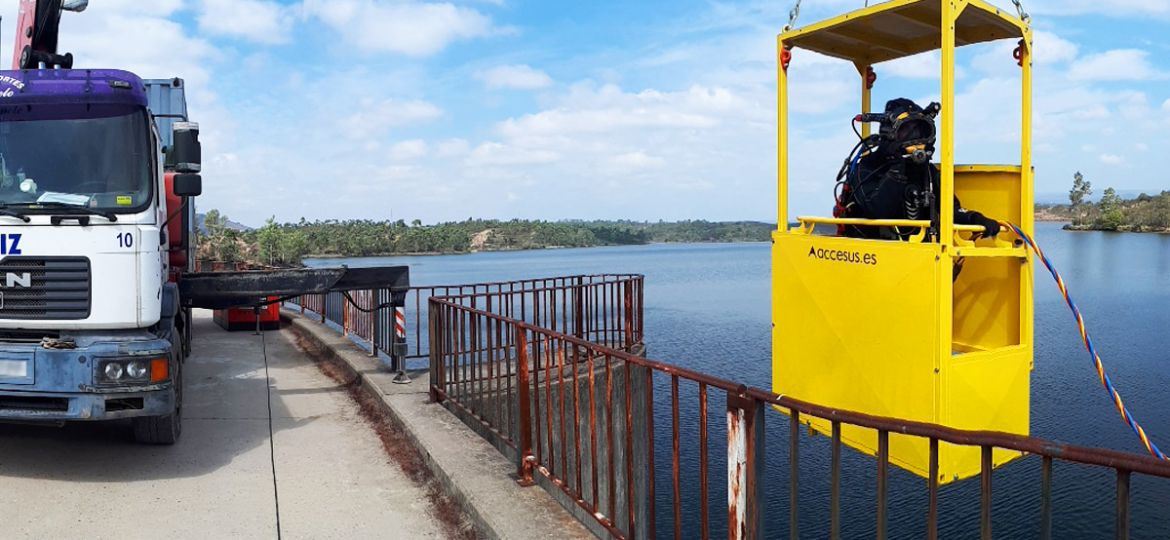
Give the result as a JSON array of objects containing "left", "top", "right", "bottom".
[{"left": 309, "top": 222, "right": 1170, "bottom": 538}]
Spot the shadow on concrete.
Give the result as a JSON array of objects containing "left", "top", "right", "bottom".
[{"left": 0, "top": 315, "right": 322, "bottom": 482}]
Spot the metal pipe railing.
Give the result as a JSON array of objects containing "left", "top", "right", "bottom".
[
  {"left": 426, "top": 277, "right": 1170, "bottom": 540},
  {"left": 290, "top": 271, "right": 1170, "bottom": 539},
  {"left": 286, "top": 274, "right": 642, "bottom": 373}
]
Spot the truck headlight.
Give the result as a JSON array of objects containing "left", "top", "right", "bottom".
[
  {"left": 103, "top": 362, "right": 124, "bottom": 381},
  {"left": 126, "top": 361, "right": 148, "bottom": 379},
  {"left": 97, "top": 357, "right": 165, "bottom": 386}
]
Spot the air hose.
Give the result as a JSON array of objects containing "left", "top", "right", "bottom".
[{"left": 1005, "top": 222, "right": 1166, "bottom": 459}]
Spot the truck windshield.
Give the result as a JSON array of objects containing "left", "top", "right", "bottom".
[{"left": 0, "top": 110, "right": 153, "bottom": 213}]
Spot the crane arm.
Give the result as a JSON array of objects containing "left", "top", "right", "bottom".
[{"left": 11, "top": 0, "right": 88, "bottom": 70}]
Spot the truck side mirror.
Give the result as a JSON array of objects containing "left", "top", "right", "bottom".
[
  {"left": 171, "top": 122, "right": 202, "bottom": 174},
  {"left": 173, "top": 174, "right": 202, "bottom": 197}
]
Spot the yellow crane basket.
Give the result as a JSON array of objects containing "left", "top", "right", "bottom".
[{"left": 772, "top": 0, "right": 1034, "bottom": 484}]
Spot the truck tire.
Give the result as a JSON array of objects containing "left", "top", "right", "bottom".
[{"left": 133, "top": 328, "right": 183, "bottom": 444}]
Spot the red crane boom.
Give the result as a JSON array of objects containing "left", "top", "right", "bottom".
[{"left": 10, "top": 0, "right": 88, "bottom": 70}]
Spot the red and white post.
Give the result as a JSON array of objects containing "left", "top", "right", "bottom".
[{"left": 391, "top": 305, "right": 410, "bottom": 384}]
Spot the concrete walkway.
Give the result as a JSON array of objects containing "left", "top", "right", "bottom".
[{"left": 0, "top": 310, "right": 445, "bottom": 539}]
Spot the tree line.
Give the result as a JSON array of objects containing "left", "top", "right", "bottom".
[
  {"left": 1037, "top": 171, "right": 1170, "bottom": 232},
  {"left": 196, "top": 211, "right": 775, "bottom": 267}
]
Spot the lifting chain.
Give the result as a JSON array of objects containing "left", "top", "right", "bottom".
[
  {"left": 783, "top": 0, "right": 802, "bottom": 32},
  {"left": 1011, "top": 0, "right": 1031, "bottom": 22}
]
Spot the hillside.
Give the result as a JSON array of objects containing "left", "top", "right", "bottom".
[{"left": 195, "top": 212, "right": 251, "bottom": 234}]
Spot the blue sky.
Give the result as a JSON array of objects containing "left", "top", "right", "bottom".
[{"left": 0, "top": 0, "right": 1167, "bottom": 226}]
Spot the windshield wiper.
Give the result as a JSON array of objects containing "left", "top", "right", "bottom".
[
  {"left": 9, "top": 202, "right": 119, "bottom": 224},
  {"left": 0, "top": 206, "right": 31, "bottom": 223}
]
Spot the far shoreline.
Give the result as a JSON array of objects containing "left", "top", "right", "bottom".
[{"left": 303, "top": 240, "right": 773, "bottom": 260}]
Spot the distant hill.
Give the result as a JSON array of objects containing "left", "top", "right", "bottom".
[
  {"left": 196, "top": 214, "right": 776, "bottom": 266},
  {"left": 195, "top": 213, "right": 251, "bottom": 234}
]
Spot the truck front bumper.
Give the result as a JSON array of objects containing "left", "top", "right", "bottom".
[
  {"left": 0, "top": 386, "right": 176, "bottom": 421},
  {"left": 0, "top": 331, "right": 176, "bottom": 422}
]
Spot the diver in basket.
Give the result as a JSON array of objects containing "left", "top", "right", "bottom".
[{"left": 833, "top": 98, "right": 1001, "bottom": 241}]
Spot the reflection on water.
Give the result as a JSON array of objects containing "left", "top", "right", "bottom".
[{"left": 308, "top": 222, "right": 1170, "bottom": 537}]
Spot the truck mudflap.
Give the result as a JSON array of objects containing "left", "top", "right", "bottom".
[{"left": 179, "top": 265, "right": 410, "bottom": 310}]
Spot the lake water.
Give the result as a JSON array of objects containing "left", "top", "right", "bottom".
[{"left": 307, "top": 222, "right": 1170, "bottom": 538}]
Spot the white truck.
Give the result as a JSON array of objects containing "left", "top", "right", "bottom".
[{"left": 0, "top": 0, "right": 408, "bottom": 444}]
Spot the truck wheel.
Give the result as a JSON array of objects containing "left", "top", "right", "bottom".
[
  {"left": 133, "top": 332, "right": 183, "bottom": 444},
  {"left": 133, "top": 411, "right": 181, "bottom": 444}
]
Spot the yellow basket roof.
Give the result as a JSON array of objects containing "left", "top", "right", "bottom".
[{"left": 781, "top": 0, "right": 1027, "bottom": 65}]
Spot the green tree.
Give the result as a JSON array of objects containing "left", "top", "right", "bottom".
[
  {"left": 1096, "top": 187, "right": 1125, "bottom": 230},
  {"left": 1069, "top": 171, "right": 1092, "bottom": 225},
  {"left": 256, "top": 216, "right": 281, "bottom": 266}
]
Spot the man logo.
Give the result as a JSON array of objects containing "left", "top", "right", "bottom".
[
  {"left": 0, "top": 272, "right": 30, "bottom": 311},
  {"left": 3, "top": 272, "right": 30, "bottom": 288}
]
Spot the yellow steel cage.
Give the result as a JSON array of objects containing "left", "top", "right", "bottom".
[{"left": 772, "top": 0, "right": 1034, "bottom": 484}]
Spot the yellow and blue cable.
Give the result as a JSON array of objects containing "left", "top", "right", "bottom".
[{"left": 1005, "top": 222, "right": 1166, "bottom": 460}]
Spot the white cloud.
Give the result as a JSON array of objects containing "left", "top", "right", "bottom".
[
  {"left": 1068, "top": 49, "right": 1168, "bottom": 81},
  {"left": 1035, "top": 31, "right": 1080, "bottom": 65},
  {"left": 197, "top": 0, "right": 294, "bottom": 45},
  {"left": 970, "top": 31, "right": 1079, "bottom": 77},
  {"left": 1099, "top": 154, "right": 1124, "bottom": 165},
  {"left": 444, "top": 81, "right": 780, "bottom": 219},
  {"left": 496, "top": 83, "right": 752, "bottom": 139},
  {"left": 468, "top": 142, "right": 559, "bottom": 166},
  {"left": 301, "top": 0, "right": 502, "bottom": 57},
  {"left": 85, "top": 0, "right": 183, "bottom": 17},
  {"left": 339, "top": 98, "right": 443, "bottom": 139},
  {"left": 785, "top": 52, "right": 857, "bottom": 114},
  {"left": 884, "top": 51, "right": 941, "bottom": 79},
  {"left": 609, "top": 151, "right": 665, "bottom": 171},
  {"left": 389, "top": 140, "right": 429, "bottom": 160},
  {"left": 477, "top": 64, "right": 553, "bottom": 90},
  {"left": 436, "top": 139, "right": 470, "bottom": 158},
  {"left": 57, "top": 12, "right": 217, "bottom": 86},
  {"left": 1162, "top": 99, "right": 1170, "bottom": 113}
]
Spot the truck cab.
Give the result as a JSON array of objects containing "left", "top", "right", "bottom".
[{"left": 0, "top": 68, "right": 199, "bottom": 443}]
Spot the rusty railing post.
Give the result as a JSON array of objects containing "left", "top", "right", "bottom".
[
  {"left": 981, "top": 446, "right": 992, "bottom": 540},
  {"left": 790, "top": 411, "right": 799, "bottom": 540},
  {"left": 1040, "top": 456, "right": 1053, "bottom": 540},
  {"left": 428, "top": 301, "right": 444, "bottom": 403},
  {"left": 623, "top": 280, "right": 634, "bottom": 350},
  {"left": 515, "top": 325, "right": 536, "bottom": 487},
  {"left": 573, "top": 276, "right": 585, "bottom": 341},
  {"left": 728, "top": 390, "right": 765, "bottom": 540},
  {"left": 1117, "top": 469, "right": 1130, "bottom": 540},
  {"left": 877, "top": 430, "right": 888, "bottom": 540}
]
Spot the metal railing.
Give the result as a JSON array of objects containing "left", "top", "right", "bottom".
[
  {"left": 286, "top": 274, "right": 643, "bottom": 369},
  {"left": 285, "top": 287, "right": 407, "bottom": 364},
  {"left": 427, "top": 276, "right": 1170, "bottom": 540}
]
